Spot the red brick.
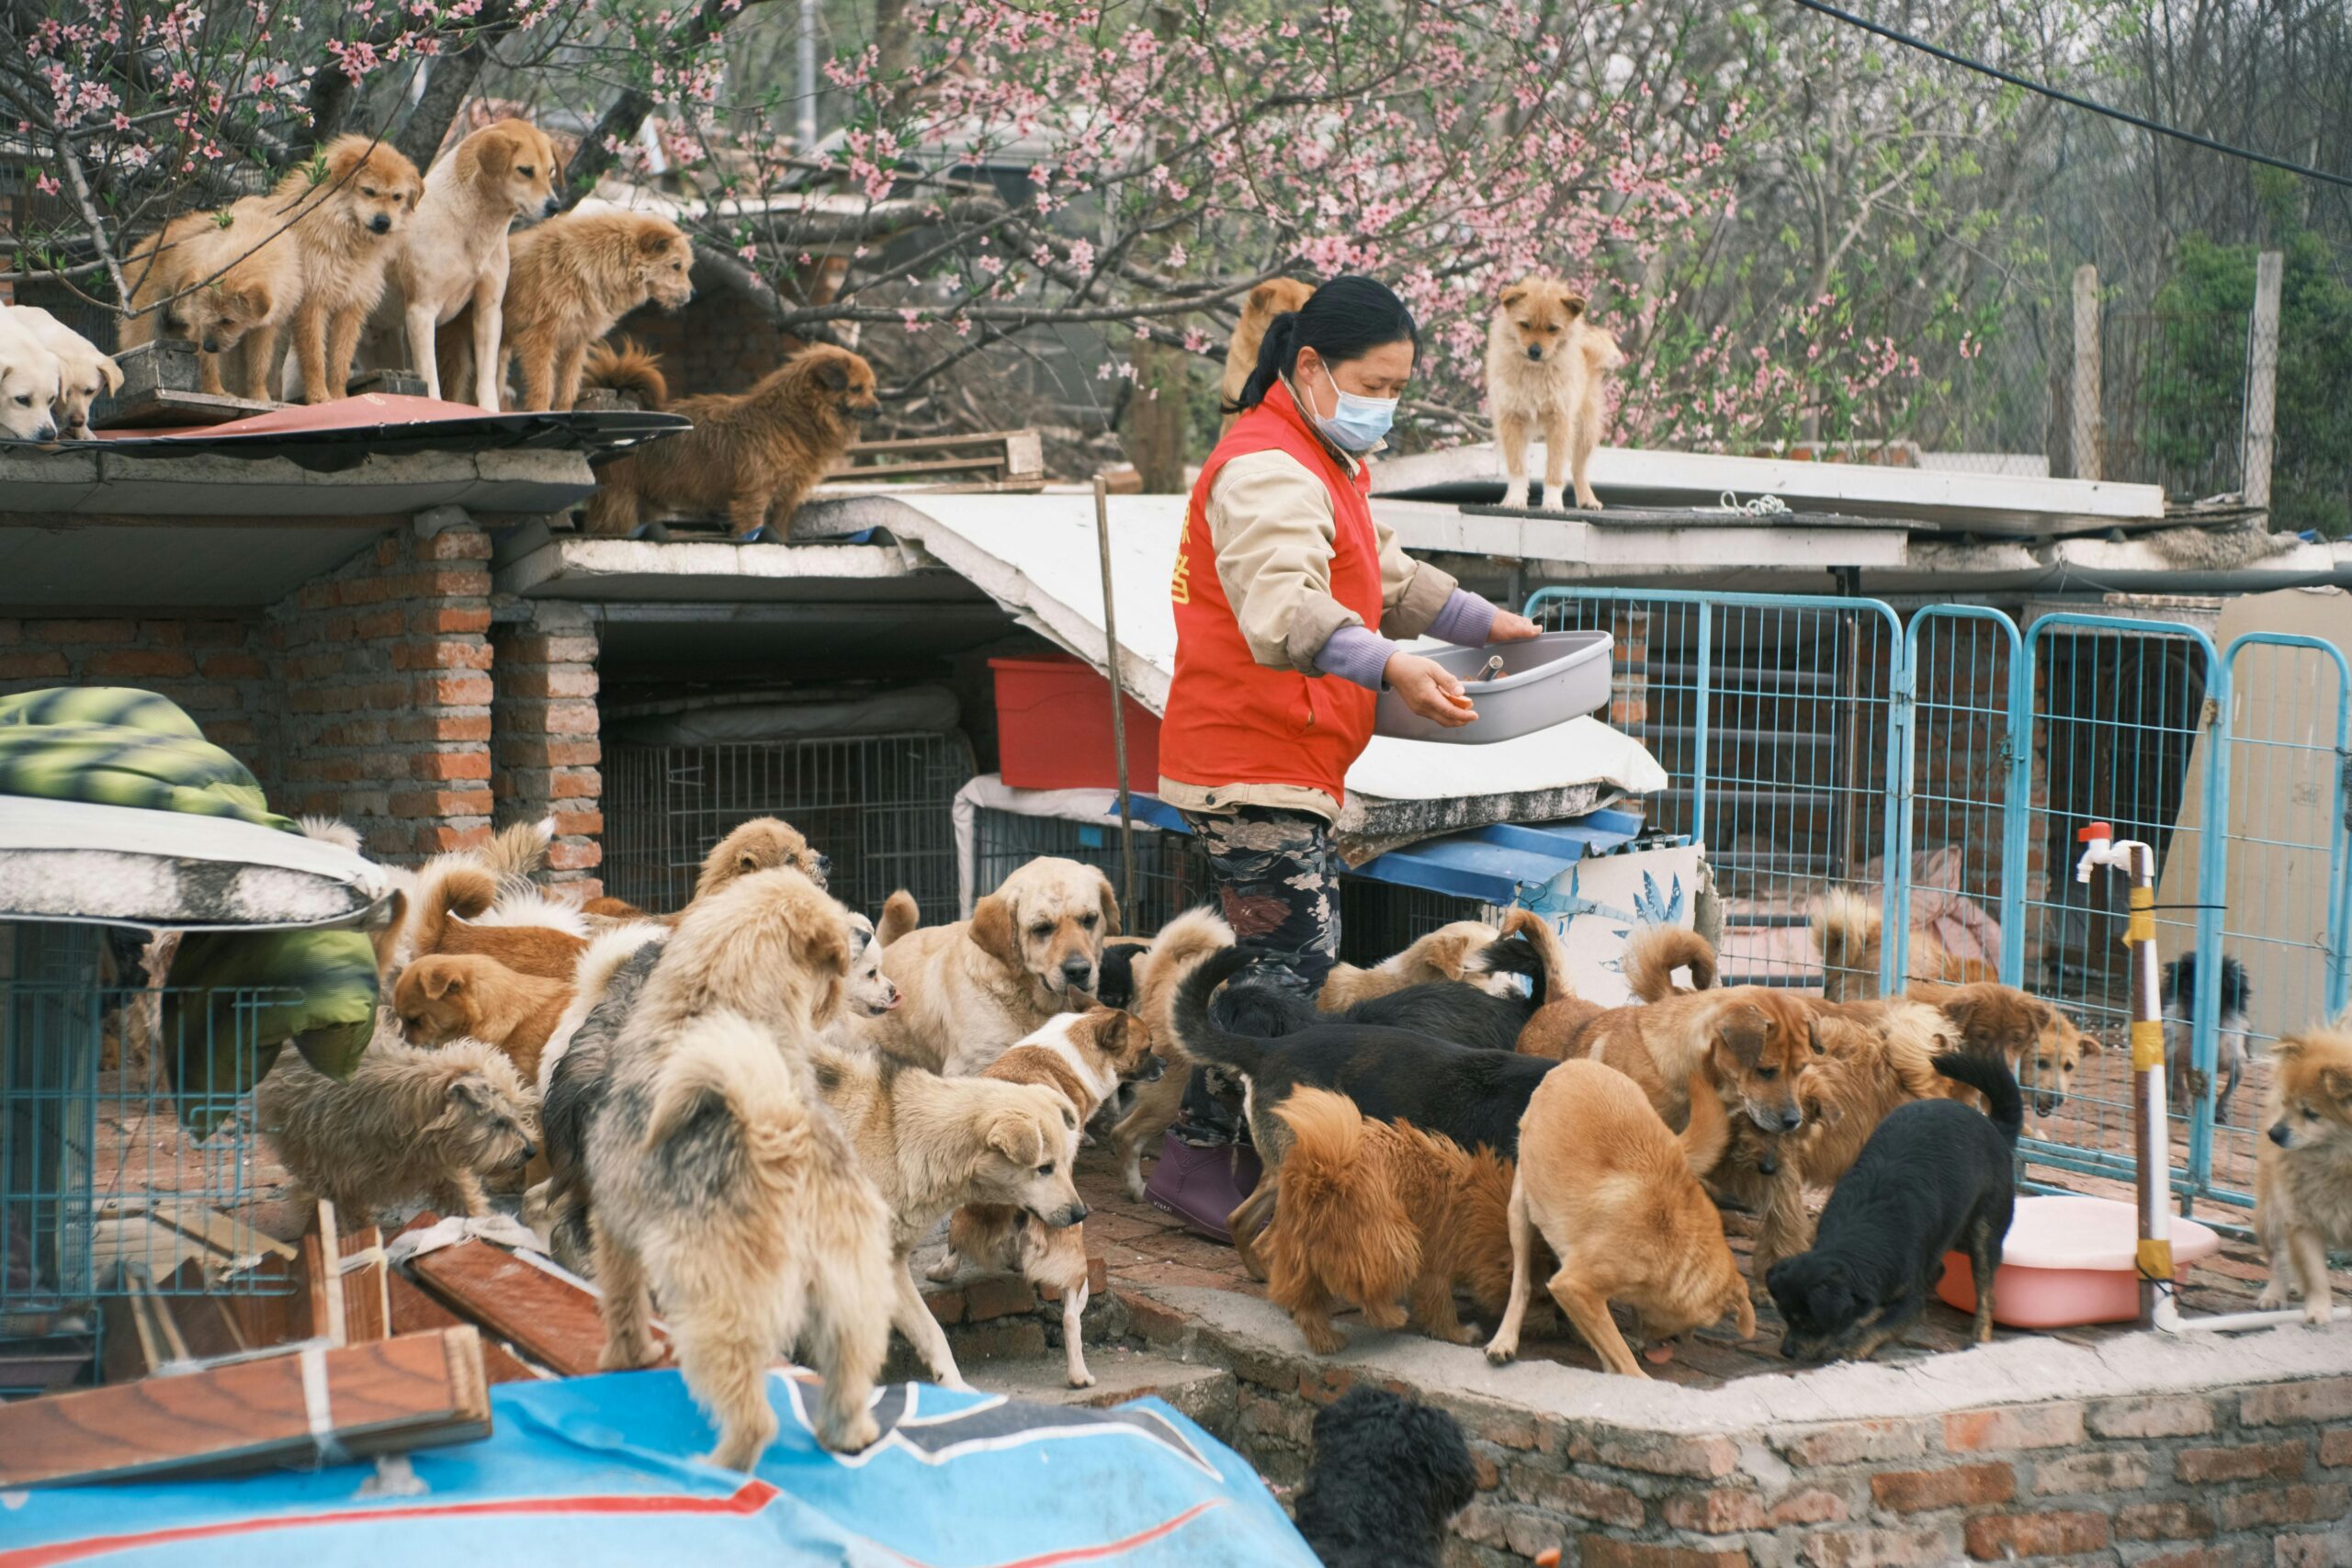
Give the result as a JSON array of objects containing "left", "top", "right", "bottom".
[
  {"left": 547, "top": 840, "right": 602, "bottom": 871},
  {"left": 921, "top": 1288, "right": 964, "bottom": 1325},
  {"left": 428, "top": 673, "right": 494, "bottom": 706},
  {"left": 2118, "top": 1501, "right": 2215, "bottom": 1541},
  {"left": 2245, "top": 1380, "right": 2352, "bottom": 1427},
  {"left": 1576, "top": 1542, "right": 1746, "bottom": 1568},
  {"left": 390, "top": 713, "right": 493, "bottom": 743},
  {"left": 2137, "top": 1549, "right": 2267, "bottom": 1568},
  {"left": 1774, "top": 1419, "right": 1935, "bottom": 1469},
  {"left": 419, "top": 824, "right": 495, "bottom": 853},
  {"left": 1465, "top": 1409, "right": 1541, "bottom": 1451},
  {"left": 1769, "top": 1488, "right": 1849, "bottom": 1526},
  {"left": 503, "top": 668, "right": 598, "bottom": 699},
  {"left": 355, "top": 608, "right": 408, "bottom": 638},
  {"left": 2179, "top": 1439, "right": 2308, "bottom": 1483},
  {"left": 394, "top": 639, "right": 494, "bottom": 672},
  {"left": 209, "top": 719, "right": 258, "bottom": 745},
  {"left": 496, "top": 738, "right": 601, "bottom": 768},
  {"left": 549, "top": 771, "right": 600, "bottom": 799},
  {"left": 2322, "top": 1428, "right": 2352, "bottom": 1468},
  {"left": 2031, "top": 1448, "right": 2151, "bottom": 1493},
  {"left": 135, "top": 619, "right": 186, "bottom": 645},
  {"left": 552, "top": 808, "right": 603, "bottom": 837},
  {"left": 30, "top": 618, "right": 131, "bottom": 643},
  {"left": 1963, "top": 1509, "right": 2109, "bottom": 1559},
  {"left": 497, "top": 633, "right": 598, "bottom": 664},
  {"left": 1942, "top": 1403, "right": 2084, "bottom": 1452},
  {"left": 419, "top": 605, "right": 495, "bottom": 635},
  {"left": 418, "top": 528, "right": 491, "bottom": 561},
  {"left": 2215, "top": 1483, "right": 2351, "bottom": 1530},
  {"left": 1871, "top": 1462, "right": 2014, "bottom": 1514},
  {"left": 0, "top": 651, "right": 70, "bottom": 679},
  {"left": 413, "top": 750, "right": 493, "bottom": 782},
  {"left": 1662, "top": 1487, "right": 1766, "bottom": 1533},
  {"left": 85, "top": 649, "right": 196, "bottom": 678},
  {"left": 391, "top": 788, "right": 492, "bottom": 818},
  {"left": 424, "top": 568, "right": 492, "bottom": 596},
  {"left": 1799, "top": 1527, "right": 1960, "bottom": 1568},
  {"left": 2274, "top": 1533, "right": 2352, "bottom": 1568},
  {"left": 961, "top": 1274, "right": 1037, "bottom": 1322},
  {"left": 1515, "top": 1470, "right": 1642, "bottom": 1529},
  {"left": 200, "top": 652, "right": 267, "bottom": 679},
  {"left": 542, "top": 700, "right": 600, "bottom": 736},
  {"left": 1570, "top": 1430, "right": 1737, "bottom": 1480}
]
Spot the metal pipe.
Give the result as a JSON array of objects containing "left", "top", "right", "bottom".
[
  {"left": 2075, "top": 821, "right": 2171, "bottom": 1328},
  {"left": 1093, "top": 475, "right": 1137, "bottom": 917},
  {"left": 797, "top": 0, "right": 819, "bottom": 152}
]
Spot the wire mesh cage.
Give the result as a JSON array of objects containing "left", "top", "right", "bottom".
[
  {"left": 603, "top": 732, "right": 977, "bottom": 921},
  {"left": 967, "top": 807, "right": 1496, "bottom": 966},
  {"left": 2, "top": 920, "right": 297, "bottom": 1393}
]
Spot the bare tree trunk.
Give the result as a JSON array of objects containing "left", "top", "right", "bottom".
[{"left": 396, "top": 2, "right": 517, "bottom": 171}]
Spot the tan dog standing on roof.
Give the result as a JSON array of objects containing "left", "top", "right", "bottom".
[
  {"left": 376, "top": 118, "right": 562, "bottom": 407},
  {"left": 1218, "top": 278, "right": 1314, "bottom": 434},
  {"left": 1486, "top": 275, "right": 1623, "bottom": 512}
]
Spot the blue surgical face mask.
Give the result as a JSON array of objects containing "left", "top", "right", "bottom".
[{"left": 1309, "top": 362, "right": 1397, "bottom": 453}]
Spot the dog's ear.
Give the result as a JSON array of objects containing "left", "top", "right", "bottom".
[
  {"left": 1562, "top": 292, "right": 1588, "bottom": 317},
  {"left": 799, "top": 916, "right": 852, "bottom": 978},
  {"left": 1093, "top": 867, "right": 1122, "bottom": 937},
  {"left": 447, "top": 1073, "right": 492, "bottom": 1116},
  {"left": 639, "top": 223, "right": 679, "bottom": 255},
  {"left": 228, "top": 279, "right": 274, "bottom": 321},
  {"left": 423, "top": 963, "right": 463, "bottom": 1000},
  {"left": 1501, "top": 284, "right": 1528, "bottom": 310},
  {"left": 1807, "top": 1016, "right": 1826, "bottom": 1055},
  {"left": 968, "top": 894, "right": 1024, "bottom": 971},
  {"left": 475, "top": 130, "right": 514, "bottom": 177},
  {"left": 985, "top": 1110, "right": 1047, "bottom": 1166},
  {"left": 2323, "top": 1066, "right": 2352, "bottom": 1102},
  {"left": 96, "top": 355, "right": 123, "bottom": 394},
  {"left": 812, "top": 356, "right": 853, "bottom": 392}
]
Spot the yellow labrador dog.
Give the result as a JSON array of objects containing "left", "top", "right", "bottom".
[{"left": 869, "top": 856, "right": 1119, "bottom": 1076}]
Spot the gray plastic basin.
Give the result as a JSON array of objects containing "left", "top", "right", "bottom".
[{"left": 1373, "top": 629, "right": 1614, "bottom": 745}]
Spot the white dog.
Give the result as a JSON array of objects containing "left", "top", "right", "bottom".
[
  {"left": 2, "top": 306, "right": 119, "bottom": 438},
  {"left": 0, "top": 310, "right": 63, "bottom": 442}
]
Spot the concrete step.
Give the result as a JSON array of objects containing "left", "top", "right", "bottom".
[{"left": 963, "top": 1343, "right": 1237, "bottom": 1427}]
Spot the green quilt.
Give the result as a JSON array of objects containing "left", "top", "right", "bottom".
[{"left": 0, "top": 687, "right": 380, "bottom": 1118}]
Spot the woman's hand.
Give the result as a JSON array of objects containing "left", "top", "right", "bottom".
[
  {"left": 1385, "top": 651, "right": 1476, "bottom": 727},
  {"left": 1488, "top": 610, "right": 1542, "bottom": 642}
]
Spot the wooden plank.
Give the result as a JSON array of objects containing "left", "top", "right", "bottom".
[
  {"left": 339, "top": 1225, "right": 390, "bottom": 1346},
  {"left": 159, "top": 1258, "right": 250, "bottom": 1363},
  {"left": 385, "top": 1272, "right": 547, "bottom": 1384},
  {"left": 408, "top": 1239, "right": 657, "bottom": 1378},
  {"left": 221, "top": 1250, "right": 306, "bottom": 1351},
  {"left": 128, "top": 1198, "right": 299, "bottom": 1264},
  {"left": 99, "top": 1264, "right": 187, "bottom": 1385},
  {"left": 827, "top": 454, "right": 1012, "bottom": 479},
  {"left": 0, "top": 1328, "right": 492, "bottom": 1486},
  {"left": 300, "top": 1218, "right": 347, "bottom": 1348},
  {"left": 2241, "top": 249, "right": 2282, "bottom": 509},
  {"left": 96, "top": 388, "right": 277, "bottom": 430},
  {"left": 842, "top": 430, "right": 1037, "bottom": 455}
]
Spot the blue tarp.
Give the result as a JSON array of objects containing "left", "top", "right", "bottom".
[{"left": 0, "top": 1371, "right": 1320, "bottom": 1568}]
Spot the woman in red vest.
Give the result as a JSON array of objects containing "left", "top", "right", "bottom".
[{"left": 1159, "top": 276, "right": 1538, "bottom": 1008}]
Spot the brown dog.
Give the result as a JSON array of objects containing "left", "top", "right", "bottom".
[
  {"left": 121, "top": 210, "right": 286, "bottom": 396},
  {"left": 1560, "top": 981, "right": 1820, "bottom": 1136},
  {"left": 1317, "top": 919, "right": 1509, "bottom": 1010},
  {"left": 926, "top": 1008, "right": 1159, "bottom": 1387},
  {"left": 393, "top": 953, "right": 570, "bottom": 1084},
  {"left": 2256, "top": 1016, "right": 2352, "bottom": 1325},
  {"left": 1107, "top": 907, "right": 1236, "bottom": 1198},
  {"left": 443, "top": 208, "right": 695, "bottom": 410},
  {"left": 582, "top": 343, "right": 881, "bottom": 539},
  {"left": 1218, "top": 277, "right": 1314, "bottom": 432},
  {"left": 1485, "top": 275, "right": 1623, "bottom": 511},
  {"left": 1934, "top": 983, "right": 2100, "bottom": 1118},
  {"left": 1261, "top": 1087, "right": 1527, "bottom": 1354},
  {"left": 257, "top": 135, "right": 424, "bottom": 402},
  {"left": 406, "top": 861, "right": 588, "bottom": 981},
  {"left": 1485, "top": 1059, "right": 1754, "bottom": 1376}
]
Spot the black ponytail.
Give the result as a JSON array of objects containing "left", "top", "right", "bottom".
[{"left": 1226, "top": 275, "right": 1418, "bottom": 415}]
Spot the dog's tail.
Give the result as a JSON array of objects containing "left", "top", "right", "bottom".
[
  {"left": 297, "top": 815, "right": 364, "bottom": 855},
  {"left": 1170, "top": 945, "right": 1267, "bottom": 1078},
  {"left": 1488, "top": 907, "right": 1574, "bottom": 1011},
  {"left": 583, "top": 335, "right": 668, "bottom": 411},
  {"left": 876, "top": 890, "right": 920, "bottom": 948},
  {"left": 1624, "top": 926, "right": 1716, "bottom": 1003},
  {"left": 1270, "top": 1088, "right": 1419, "bottom": 1303},
  {"left": 643, "top": 1009, "right": 804, "bottom": 1156},
  {"left": 1677, "top": 1071, "right": 1733, "bottom": 1179},
  {"left": 540, "top": 921, "right": 667, "bottom": 1096},
  {"left": 1931, "top": 1050, "right": 2023, "bottom": 1145},
  {"left": 485, "top": 816, "right": 556, "bottom": 889},
  {"left": 407, "top": 859, "right": 498, "bottom": 959},
  {"left": 1813, "top": 889, "right": 1883, "bottom": 1003}
]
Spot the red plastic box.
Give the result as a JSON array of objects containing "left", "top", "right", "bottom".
[{"left": 989, "top": 653, "right": 1162, "bottom": 792}]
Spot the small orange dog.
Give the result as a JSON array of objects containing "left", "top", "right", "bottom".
[
  {"left": 1485, "top": 1060, "right": 1754, "bottom": 1377},
  {"left": 447, "top": 209, "right": 695, "bottom": 410},
  {"left": 2256, "top": 1016, "right": 2352, "bottom": 1325},
  {"left": 404, "top": 862, "right": 588, "bottom": 981},
  {"left": 393, "top": 953, "right": 571, "bottom": 1084},
  {"left": 582, "top": 342, "right": 881, "bottom": 540},
  {"left": 264, "top": 135, "right": 424, "bottom": 402},
  {"left": 1218, "top": 277, "right": 1313, "bottom": 432},
  {"left": 1485, "top": 275, "right": 1623, "bottom": 511},
  {"left": 1261, "top": 1087, "right": 1527, "bottom": 1354}
]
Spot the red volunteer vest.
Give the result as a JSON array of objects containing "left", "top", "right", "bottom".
[{"left": 1160, "top": 378, "right": 1385, "bottom": 804}]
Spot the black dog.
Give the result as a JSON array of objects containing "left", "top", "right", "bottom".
[
  {"left": 1292, "top": 1387, "right": 1477, "bottom": 1568},
  {"left": 2162, "top": 952, "right": 2253, "bottom": 1125},
  {"left": 1768, "top": 1051, "right": 2022, "bottom": 1361},
  {"left": 1211, "top": 967, "right": 1532, "bottom": 1055},
  {"left": 1092, "top": 939, "right": 1148, "bottom": 1011},
  {"left": 1177, "top": 946, "right": 1558, "bottom": 1158}
]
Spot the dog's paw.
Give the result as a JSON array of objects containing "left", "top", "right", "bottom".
[
  {"left": 1066, "top": 1370, "right": 1098, "bottom": 1390},
  {"left": 2304, "top": 1299, "right": 2335, "bottom": 1328},
  {"left": 923, "top": 1253, "right": 959, "bottom": 1285},
  {"left": 1573, "top": 489, "right": 1603, "bottom": 511},
  {"left": 1442, "top": 1323, "right": 1482, "bottom": 1347},
  {"left": 705, "top": 1422, "right": 777, "bottom": 1472},
  {"left": 1300, "top": 1322, "right": 1348, "bottom": 1355},
  {"left": 820, "top": 1410, "right": 883, "bottom": 1453},
  {"left": 2257, "top": 1280, "right": 2290, "bottom": 1311}
]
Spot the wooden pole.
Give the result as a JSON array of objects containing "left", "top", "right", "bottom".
[
  {"left": 2241, "top": 249, "right": 2283, "bottom": 511},
  {"left": 1094, "top": 475, "right": 1137, "bottom": 915},
  {"left": 2071, "top": 264, "right": 2103, "bottom": 482}
]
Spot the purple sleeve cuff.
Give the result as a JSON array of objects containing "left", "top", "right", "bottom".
[
  {"left": 1315, "top": 624, "right": 1399, "bottom": 691},
  {"left": 1427, "top": 589, "right": 1498, "bottom": 647}
]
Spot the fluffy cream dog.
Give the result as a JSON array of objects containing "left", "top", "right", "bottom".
[
  {"left": 384, "top": 118, "right": 561, "bottom": 406},
  {"left": 2, "top": 306, "right": 119, "bottom": 437},
  {"left": 258, "top": 1032, "right": 537, "bottom": 1221},
  {"left": 2256, "top": 1016, "right": 2352, "bottom": 1325},
  {"left": 869, "top": 856, "right": 1120, "bottom": 1076},
  {"left": 265, "top": 134, "right": 424, "bottom": 402},
  {"left": 120, "top": 207, "right": 291, "bottom": 399},
  {"left": 1486, "top": 275, "right": 1623, "bottom": 512}
]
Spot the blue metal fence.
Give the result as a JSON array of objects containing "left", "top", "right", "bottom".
[{"left": 1525, "top": 585, "right": 2352, "bottom": 1217}]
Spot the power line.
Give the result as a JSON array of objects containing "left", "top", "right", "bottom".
[{"left": 1786, "top": 0, "right": 2352, "bottom": 193}]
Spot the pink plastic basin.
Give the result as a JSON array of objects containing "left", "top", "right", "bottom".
[{"left": 1936, "top": 1195, "right": 2222, "bottom": 1328}]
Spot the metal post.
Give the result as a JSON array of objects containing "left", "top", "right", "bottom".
[
  {"left": 2075, "top": 822, "right": 2169, "bottom": 1327},
  {"left": 2242, "top": 250, "right": 2282, "bottom": 511},
  {"left": 796, "top": 0, "right": 819, "bottom": 152},
  {"left": 2071, "top": 265, "right": 2103, "bottom": 482},
  {"left": 1690, "top": 603, "right": 1712, "bottom": 852},
  {"left": 1094, "top": 476, "right": 1137, "bottom": 915}
]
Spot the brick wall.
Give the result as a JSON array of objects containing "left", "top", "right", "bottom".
[
  {"left": 0, "top": 614, "right": 282, "bottom": 786},
  {"left": 490, "top": 603, "right": 603, "bottom": 896},
  {"left": 268, "top": 520, "right": 496, "bottom": 862},
  {"left": 1118, "top": 1294, "right": 2352, "bottom": 1568}
]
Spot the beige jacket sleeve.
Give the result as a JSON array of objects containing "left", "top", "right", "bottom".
[{"left": 1204, "top": 449, "right": 1462, "bottom": 673}]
